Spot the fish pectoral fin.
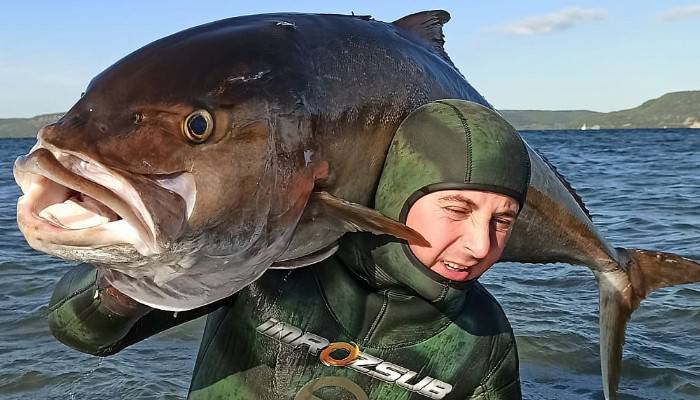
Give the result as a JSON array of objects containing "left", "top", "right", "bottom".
[
  {"left": 312, "top": 191, "right": 430, "bottom": 247},
  {"left": 596, "top": 248, "right": 700, "bottom": 400},
  {"left": 271, "top": 242, "right": 339, "bottom": 269},
  {"left": 392, "top": 11, "right": 455, "bottom": 68}
]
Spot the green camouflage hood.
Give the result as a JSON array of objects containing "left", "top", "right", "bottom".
[
  {"left": 351, "top": 99, "right": 531, "bottom": 296},
  {"left": 375, "top": 99, "right": 530, "bottom": 222}
]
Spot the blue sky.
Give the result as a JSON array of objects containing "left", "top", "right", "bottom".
[{"left": 2, "top": 1, "right": 699, "bottom": 117}]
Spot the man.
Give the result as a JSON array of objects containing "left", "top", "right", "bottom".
[{"left": 49, "top": 99, "right": 530, "bottom": 399}]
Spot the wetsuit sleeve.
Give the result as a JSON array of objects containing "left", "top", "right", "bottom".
[
  {"left": 471, "top": 339, "right": 522, "bottom": 400},
  {"left": 48, "top": 263, "right": 228, "bottom": 356}
]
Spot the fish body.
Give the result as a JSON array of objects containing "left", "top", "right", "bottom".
[
  {"left": 12, "top": 11, "right": 700, "bottom": 400},
  {"left": 14, "top": 12, "right": 485, "bottom": 310}
]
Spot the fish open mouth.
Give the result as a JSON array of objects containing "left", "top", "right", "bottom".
[
  {"left": 39, "top": 189, "right": 121, "bottom": 230},
  {"left": 14, "top": 142, "right": 194, "bottom": 257}
]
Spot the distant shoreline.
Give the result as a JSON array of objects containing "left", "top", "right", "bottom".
[
  {"left": 501, "top": 90, "right": 700, "bottom": 131},
  {"left": 2, "top": 90, "right": 698, "bottom": 137}
]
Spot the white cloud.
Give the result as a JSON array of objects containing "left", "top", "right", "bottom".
[
  {"left": 659, "top": 4, "right": 700, "bottom": 21},
  {"left": 498, "top": 7, "right": 607, "bottom": 36}
]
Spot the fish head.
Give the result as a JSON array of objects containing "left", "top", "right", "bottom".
[{"left": 14, "top": 16, "right": 320, "bottom": 274}]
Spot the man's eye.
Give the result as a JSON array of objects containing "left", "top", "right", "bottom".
[
  {"left": 443, "top": 207, "right": 470, "bottom": 218},
  {"left": 493, "top": 218, "right": 513, "bottom": 231}
]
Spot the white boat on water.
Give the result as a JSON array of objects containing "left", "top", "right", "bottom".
[{"left": 580, "top": 123, "right": 601, "bottom": 130}]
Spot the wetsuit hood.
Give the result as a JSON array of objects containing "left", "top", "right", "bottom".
[
  {"left": 376, "top": 99, "right": 530, "bottom": 219},
  {"left": 357, "top": 100, "right": 531, "bottom": 296}
]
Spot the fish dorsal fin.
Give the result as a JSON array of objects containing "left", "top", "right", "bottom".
[
  {"left": 535, "top": 148, "right": 593, "bottom": 221},
  {"left": 314, "top": 191, "right": 430, "bottom": 247},
  {"left": 351, "top": 14, "right": 373, "bottom": 21},
  {"left": 392, "top": 10, "right": 455, "bottom": 67}
]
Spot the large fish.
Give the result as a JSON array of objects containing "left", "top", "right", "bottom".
[{"left": 12, "top": 10, "right": 700, "bottom": 400}]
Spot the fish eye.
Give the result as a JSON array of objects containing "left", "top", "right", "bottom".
[{"left": 182, "top": 109, "right": 214, "bottom": 143}]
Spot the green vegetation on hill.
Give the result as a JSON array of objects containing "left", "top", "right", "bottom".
[
  {"left": 499, "top": 110, "right": 603, "bottom": 130},
  {"left": 502, "top": 91, "right": 700, "bottom": 130},
  {"left": 0, "top": 113, "right": 63, "bottom": 138},
  {"left": 1, "top": 91, "right": 699, "bottom": 136}
]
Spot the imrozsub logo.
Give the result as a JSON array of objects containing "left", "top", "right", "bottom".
[{"left": 256, "top": 318, "right": 453, "bottom": 399}]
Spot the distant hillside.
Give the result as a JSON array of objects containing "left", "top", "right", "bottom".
[
  {"left": 0, "top": 113, "right": 63, "bottom": 138},
  {"left": 502, "top": 91, "right": 700, "bottom": 130},
  {"left": 499, "top": 110, "right": 603, "bottom": 130},
  {"left": 2, "top": 91, "right": 699, "bottom": 136}
]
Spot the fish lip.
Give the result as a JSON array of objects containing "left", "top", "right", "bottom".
[
  {"left": 14, "top": 176, "right": 135, "bottom": 254},
  {"left": 13, "top": 141, "right": 190, "bottom": 256}
]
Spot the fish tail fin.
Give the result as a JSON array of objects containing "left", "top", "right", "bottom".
[{"left": 596, "top": 248, "right": 700, "bottom": 400}]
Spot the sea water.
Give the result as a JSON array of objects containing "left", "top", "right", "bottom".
[{"left": 0, "top": 129, "right": 698, "bottom": 399}]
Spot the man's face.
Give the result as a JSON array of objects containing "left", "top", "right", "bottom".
[{"left": 405, "top": 190, "right": 519, "bottom": 281}]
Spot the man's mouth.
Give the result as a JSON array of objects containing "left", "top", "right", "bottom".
[{"left": 442, "top": 260, "right": 473, "bottom": 271}]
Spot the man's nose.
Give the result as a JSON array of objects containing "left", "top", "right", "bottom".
[{"left": 462, "top": 221, "right": 491, "bottom": 259}]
